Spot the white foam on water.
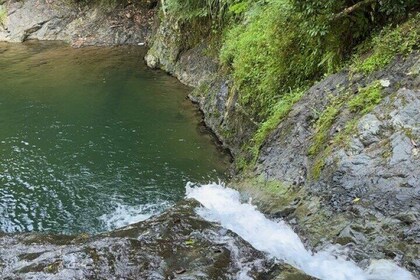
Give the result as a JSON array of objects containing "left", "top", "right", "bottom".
[
  {"left": 186, "top": 183, "right": 416, "bottom": 280},
  {"left": 99, "top": 201, "right": 170, "bottom": 230}
]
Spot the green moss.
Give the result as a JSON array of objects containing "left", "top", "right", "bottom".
[
  {"left": 309, "top": 81, "right": 384, "bottom": 179},
  {"left": 381, "top": 139, "right": 393, "bottom": 159},
  {"left": 351, "top": 14, "right": 420, "bottom": 74},
  {"left": 348, "top": 82, "right": 382, "bottom": 114},
  {"left": 308, "top": 101, "right": 342, "bottom": 157},
  {"left": 250, "top": 88, "right": 305, "bottom": 159},
  {"left": 0, "top": 6, "right": 7, "bottom": 25},
  {"left": 402, "top": 127, "right": 415, "bottom": 140},
  {"left": 311, "top": 151, "right": 328, "bottom": 180},
  {"left": 235, "top": 155, "right": 249, "bottom": 171},
  {"left": 310, "top": 118, "right": 359, "bottom": 179},
  {"left": 45, "top": 261, "right": 62, "bottom": 273},
  {"left": 235, "top": 176, "right": 297, "bottom": 206},
  {"left": 334, "top": 119, "right": 358, "bottom": 146},
  {"left": 263, "top": 177, "right": 290, "bottom": 196},
  {"left": 234, "top": 88, "right": 304, "bottom": 171},
  {"left": 192, "top": 82, "right": 210, "bottom": 98}
]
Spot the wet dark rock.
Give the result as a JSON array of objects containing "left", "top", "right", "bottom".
[
  {"left": 145, "top": 16, "right": 257, "bottom": 157},
  {"left": 335, "top": 225, "right": 367, "bottom": 245},
  {"left": 273, "top": 265, "right": 315, "bottom": 280},
  {"left": 145, "top": 17, "right": 218, "bottom": 88},
  {"left": 190, "top": 77, "right": 258, "bottom": 157},
  {"left": 396, "top": 212, "right": 418, "bottom": 225},
  {"left": 272, "top": 206, "right": 298, "bottom": 219},
  {"left": 357, "top": 114, "right": 382, "bottom": 146},
  {"left": 0, "top": 200, "right": 284, "bottom": 279}
]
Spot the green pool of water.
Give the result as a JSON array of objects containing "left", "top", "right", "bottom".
[{"left": 0, "top": 41, "right": 230, "bottom": 234}]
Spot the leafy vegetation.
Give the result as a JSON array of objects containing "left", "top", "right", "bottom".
[
  {"left": 161, "top": 0, "right": 419, "bottom": 169},
  {"left": 165, "top": 0, "right": 235, "bottom": 25},
  {"left": 308, "top": 96, "right": 344, "bottom": 157},
  {"left": 351, "top": 14, "right": 420, "bottom": 74},
  {"left": 248, "top": 88, "right": 305, "bottom": 162},
  {"left": 220, "top": 1, "right": 315, "bottom": 121},
  {"left": 0, "top": 5, "right": 7, "bottom": 26},
  {"left": 309, "top": 81, "right": 384, "bottom": 179},
  {"left": 164, "top": 0, "right": 418, "bottom": 122},
  {"left": 348, "top": 82, "right": 383, "bottom": 114}
]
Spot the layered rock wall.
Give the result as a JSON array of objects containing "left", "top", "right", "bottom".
[
  {"left": 0, "top": 0, "right": 155, "bottom": 46},
  {"left": 144, "top": 13, "right": 419, "bottom": 276}
]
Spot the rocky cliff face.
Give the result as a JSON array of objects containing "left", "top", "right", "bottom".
[
  {"left": 0, "top": 0, "right": 155, "bottom": 46},
  {"left": 144, "top": 14, "right": 419, "bottom": 277},
  {"left": 144, "top": 16, "right": 258, "bottom": 157},
  {"left": 252, "top": 53, "right": 420, "bottom": 277}
]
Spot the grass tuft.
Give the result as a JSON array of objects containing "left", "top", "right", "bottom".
[
  {"left": 351, "top": 14, "right": 420, "bottom": 74},
  {"left": 0, "top": 6, "right": 7, "bottom": 25}
]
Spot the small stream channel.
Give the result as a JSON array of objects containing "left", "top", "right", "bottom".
[{"left": 187, "top": 183, "right": 416, "bottom": 280}]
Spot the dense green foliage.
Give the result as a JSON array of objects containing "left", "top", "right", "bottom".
[
  {"left": 166, "top": 0, "right": 418, "bottom": 122},
  {"left": 163, "top": 0, "right": 418, "bottom": 167},
  {"left": 351, "top": 14, "right": 420, "bottom": 73},
  {"left": 220, "top": 1, "right": 312, "bottom": 121},
  {"left": 248, "top": 88, "right": 305, "bottom": 162},
  {"left": 165, "top": 0, "right": 235, "bottom": 24}
]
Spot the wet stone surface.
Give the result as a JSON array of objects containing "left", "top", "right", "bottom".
[
  {"left": 0, "top": 200, "right": 290, "bottom": 279},
  {"left": 252, "top": 52, "right": 420, "bottom": 278}
]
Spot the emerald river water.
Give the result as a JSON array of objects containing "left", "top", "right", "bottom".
[{"left": 0, "top": 41, "right": 229, "bottom": 234}]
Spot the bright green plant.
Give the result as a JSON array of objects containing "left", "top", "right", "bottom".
[
  {"left": 165, "top": 0, "right": 242, "bottom": 26},
  {"left": 0, "top": 6, "right": 7, "bottom": 25},
  {"left": 250, "top": 88, "right": 305, "bottom": 161},
  {"left": 348, "top": 82, "right": 383, "bottom": 114},
  {"left": 308, "top": 102, "right": 341, "bottom": 157},
  {"left": 351, "top": 14, "right": 420, "bottom": 74},
  {"left": 220, "top": 0, "right": 325, "bottom": 121}
]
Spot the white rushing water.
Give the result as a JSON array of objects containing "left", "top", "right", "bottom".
[
  {"left": 186, "top": 183, "right": 416, "bottom": 280},
  {"left": 99, "top": 201, "right": 171, "bottom": 230}
]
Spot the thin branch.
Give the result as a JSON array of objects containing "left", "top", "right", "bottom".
[
  {"left": 334, "top": 0, "right": 378, "bottom": 19},
  {"left": 161, "top": 0, "right": 167, "bottom": 16}
]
